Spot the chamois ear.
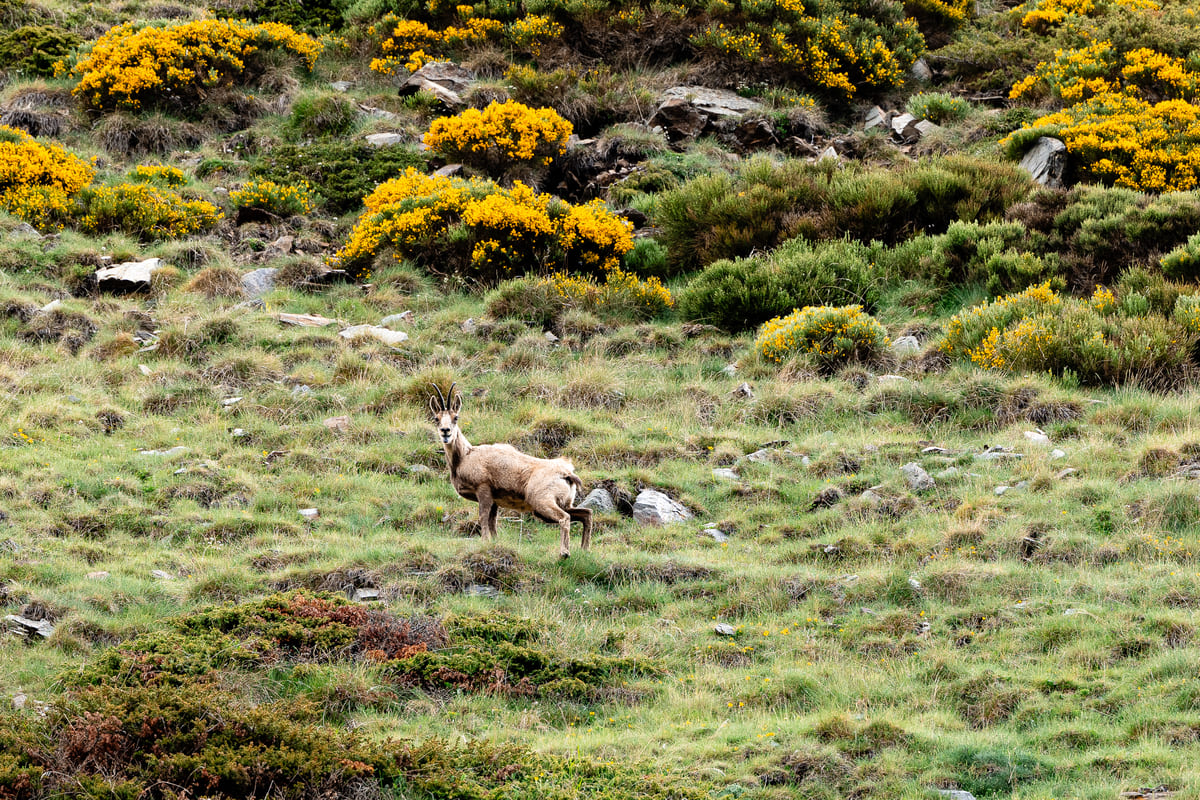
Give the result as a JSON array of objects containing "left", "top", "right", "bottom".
[{"left": 428, "top": 394, "right": 441, "bottom": 419}]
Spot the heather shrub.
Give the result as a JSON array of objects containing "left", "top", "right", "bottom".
[
  {"left": 1174, "top": 294, "right": 1200, "bottom": 334},
  {"left": 250, "top": 141, "right": 426, "bottom": 214},
  {"left": 941, "top": 282, "right": 1196, "bottom": 387},
  {"left": 331, "top": 168, "right": 632, "bottom": 283},
  {"left": 754, "top": 305, "right": 888, "bottom": 373},
  {"left": 0, "top": 24, "right": 81, "bottom": 76},
  {"left": 676, "top": 238, "right": 882, "bottom": 333},
  {"left": 229, "top": 178, "right": 316, "bottom": 219},
  {"left": 622, "top": 238, "right": 670, "bottom": 278},
  {"left": 422, "top": 100, "right": 572, "bottom": 178},
  {"left": 65, "top": 19, "right": 322, "bottom": 116}
]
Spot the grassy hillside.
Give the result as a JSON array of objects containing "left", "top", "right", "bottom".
[{"left": 2, "top": 0, "right": 1200, "bottom": 797}]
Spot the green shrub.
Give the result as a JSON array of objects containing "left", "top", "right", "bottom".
[
  {"left": 75, "top": 183, "right": 222, "bottom": 240},
  {"left": 0, "top": 25, "right": 81, "bottom": 76},
  {"left": 905, "top": 91, "right": 974, "bottom": 124},
  {"left": 208, "top": 0, "right": 345, "bottom": 32},
  {"left": 941, "top": 282, "right": 1197, "bottom": 388},
  {"left": 485, "top": 269, "right": 673, "bottom": 326},
  {"left": 677, "top": 238, "right": 882, "bottom": 332},
  {"left": 919, "top": 220, "right": 1050, "bottom": 291},
  {"left": 1161, "top": 232, "right": 1200, "bottom": 281},
  {"left": 755, "top": 305, "right": 887, "bottom": 372},
  {"left": 656, "top": 155, "right": 1031, "bottom": 271},
  {"left": 944, "top": 746, "right": 1050, "bottom": 796},
  {"left": 621, "top": 238, "right": 669, "bottom": 278},
  {"left": 1174, "top": 294, "right": 1200, "bottom": 334},
  {"left": 283, "top": 93, "right": 359, "bottom": 141},
  {"left": 250, "top": 141, "right": 427, "bottom": 214}
]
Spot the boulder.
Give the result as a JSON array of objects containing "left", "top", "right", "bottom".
[
  {"left": 649, "top": 97, "right": 707, "bottom": 141},
  {"left": 650, "top": 86, "right": 764, "bottom": 141},
  {"left": 365, "top": 132, "right": 406, "bottom": 147},
  {"left": 632, "top": 489, "right": 693, "bottom": 526},
  {"left": 399, "top": 62, "right": 474, "bottom": 107},
  {"left": 579, "top": 488, "right": 617, "bottom": 514},
  {"left": 891, "top": 335, "right": 921, "bottom": 355},
  {"left": 95, "top": 258, "right": 163, "bottom": 293},
  {"left": 5, "top": 615, "right": 53, "bottom": 639},
  {"left": 901, "top": 462, "right": 935, "bottom": 491},
  {"left": 242, "top": 267, "right": 277, "bottom": 298},
  {"left": 1018, "top": 136, "right": 1068, "bottom": 188},
  {"left": 864, "top": 105, "right": 888, "bottom": 131},
  {"left": 911, "top": 58, "right": 933, "bottom": 83}
]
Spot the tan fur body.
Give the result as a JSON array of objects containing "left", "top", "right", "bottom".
[{"left": 431, "top": 385, "right": 592, "bottom": 557}]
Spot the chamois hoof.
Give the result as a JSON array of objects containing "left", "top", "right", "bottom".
[{"left": 559, "top": 550, "right": 570, "bottom": 559}]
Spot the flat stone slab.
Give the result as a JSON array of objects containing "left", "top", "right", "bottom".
[{"left": 339, "top": 324, "right": 409, "bottom": 346}]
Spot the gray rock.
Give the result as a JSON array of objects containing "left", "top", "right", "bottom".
[
  {"left": 579, "top": 488, "right": 616, "bottom": 514},
  {"left": 139, "top": 446, "right": 188, "bottom": 457},
  {"left": 714, "top": 623, "right": 737, "bottom": 636},
  {"left": 899, "top": 118, "right": 941, "bottom": 142},
  {"left": 353, "top": 587, "right": 381, "bottom": 602},
  {"left": 891, "top": 335, "right": 921, "bottom": 354},
  {"left": 380, "top": 310, "right": 414, "bottom": 328},
  {"left": 151, "top": 570, "right": 174, "bottom": 580},
  {"left": 712, "top": 468, "right": 740, "bottom": 481},
  {"left": 890, "top": 113, "right": 917, "bottom": 137},
  {"left": 461, "top": 318, "right": 478, "bottom": 334},
  {"left": 818, "top": 145, "right": 840, "bottom": 162},
  {"left": 9, "top": 222, "right": 41, "bottom": 240},
  {"left": 339, "top": 324, "right": 409, "bottom": 346},
  {"left": 357, "top": 103, "right": 397, "bottom": 120},
  {"left": 466, "top": 583, "right": 501, "bottom": 598},
  {"left": 650, "top": 86, "right": 763, "bottom": 141},
  {"left": 860, "top": 488, "right": 884, "bottom": 506},
  {"left": 96, "top": 258, "right": 162, "bottom": 293},
  {"left": 1051, "top": 448, "right": 1066, "bottom": 459},
  {"left": 39, "top": 299, "right": 62, "bottom": 313},
  {"left": 407, "top": 464, "right": 433, "bottom": 475},
  {"left": 703, "top": 526, "right": 729, "bottom": 543},
  {"left": 222, "top": 396, "right": 243, "bottom": 407},
  {"left": 864, "top": 105, "right": 887, "bottom": 131},
  {"left": 544, "top": 331, "right": 559, "bottom": 343},
  {"left": 975, "top": 447, "right": 1023, "bottom": 462},
  {"left": 632, "top": 489, "right": 693, "bottom": 526},
  {"left": 365, "top": 132, "right": 405, "bottom": 147},
  {"left": 1024, "top": 429, "right": 1051, "bottom": 446},
  {"left": 6, "top": 615, "right": 54, "bottom": 639},
  {"left": 935, "top": 467, "right": 960, "bottom": 480},
  {"left": 934, "top": 791, "right": 976, "bottom": 800},
  {"left": 740, "top": 448, "right": 775, "bottom": 465},
  {"left": 299, "top": 507, "right": 319, "bottom": 519},
  {"left": 721, "top": 364, "right": 738, "bottom": 377},
  {"left": 273, "top": 312, "right": 340, "bottom": 327},
  {"left": 231, "top": 428, "right": 249, "bottom": 438},
  {"left": 995, "top": 485, "right": 1012, "bottom": 496},
  {"left": 731, "top": 381, "right": 754, "bottom": 400},
  {"left": 12, "top": 693, "right": 26, "bottom": 710},
  {"left": 400, "top": 62, "right": 473, "bottom": 107},
  {"left": 292, "top": 384, "right": 313, "bottom": 398},
  {"left": 911, "top": 58, "right": 933, "bottom": 82},
  {"left": 1055, "top": 467, "right": 1078, "bottom": 479},
  {"left": 241, "top": 267, "right": 277, "bottom": 298},
  {"left": 901, "top": 462, "right": 935, "bottom": 491},
  {"left": 1018, "top": 136, "right": 1068, "bottom": 188},
  {"left": 329, "top": 80, "right": 354, "bottom": 91},
  {"left": 877, "top": 374, "right": 911, "bottom": 384}
]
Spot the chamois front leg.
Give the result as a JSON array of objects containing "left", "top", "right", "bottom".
[{"left": 476, "top": 485, "right": 496, "bottom": 541}]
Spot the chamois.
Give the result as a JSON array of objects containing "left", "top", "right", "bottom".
[{"left": 429, "top": 383, "right": 593, "bottom": 558}]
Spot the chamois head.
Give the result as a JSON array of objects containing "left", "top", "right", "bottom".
[{"left": 428, "top": 382, "right": 462, "bottom": 444}]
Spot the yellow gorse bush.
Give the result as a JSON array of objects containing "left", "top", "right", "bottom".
[
  {"left": 369, "top": 12, "right": 502, "bottom": 75},
  {"left": 533, "top": 269, "right": 673, "bottom": 320},
  {"left": 130, "top": 164, "right": 187, "bottom": 187},
  {"left": 755, "top": 305, "right": 887, "bottom": 368},
  {"left": 66, "top": 19, "right": 321, "bottom": 113},
  {"left": 77, "top": 183, "right": 223, "bottom": 239},
  {"left": 423, "top": 101, "right": 573, "bottom": 174},
  {"left": 330, "top": 167, "right": 632, "bottom": 283},
  {"left": 229, "top": 178, "right": 316, "bottom": 216},
  {"left": 0, "top": 125, "right": 94, "bottom": 231}
]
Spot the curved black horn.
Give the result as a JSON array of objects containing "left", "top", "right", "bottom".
[
  {"left": 447, "top": 382, "right": 457, "bottom": 403},
  {"left": 430, "top": 383, "right": 447, "bottom": 410}
]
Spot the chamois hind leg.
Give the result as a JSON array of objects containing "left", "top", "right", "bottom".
[
  {"left": 477, "top": 486, "right": 496, "bottom": 541},
  {"left": 531, "top": 497, "right": 573, "bottom": 558},
  {"left": 569, "top": 507, "right": 592, "bottom": 550}
]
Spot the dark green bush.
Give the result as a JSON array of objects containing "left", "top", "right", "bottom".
[
  {"left": 0, "top": 25, "right": 81, "bottom": 76},
  {"left": 944, "top": 745, "right": 1050, "bottom": 796},
  {"left": 622, "top": 238, "right": 670, "bottom": 278},
  {"left": 208, "top": 0, "right": 344, "bottom": 32},
  {"left": 677, "top": 238, "right": 883, "bottom": 332},
  {"left": 250, "top": 141, "right": 427, "bottom": 214}
]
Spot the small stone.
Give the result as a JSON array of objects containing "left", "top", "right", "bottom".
[
  {"left": 1051, "top": 448, "right": 1067, "bottom": 459},
  {"left": 934, "top": 789, "right": 977, "bottom": 800},
  {"left": 731, "top": 381, "right": 753, "bottom": 399},
  {"left": 87, "top": 571, "right": 110, "bottom": 580},
  {"left": 365, "top": 132, "right": 405, "bottom": 147},
  {"left": 223, "top": 396, "right": 243, "bottom": 407},
  {"left": 40, "top": 299, "right": 62, "bottom": 313},
  {"left": 712, "top": 467, "right": 740, "bottom": 481},
  {"left": 818, "top": 145, "right": 840, "bottom": 161},
  {"left": 703, "top": 526, "right": 729, "bottom": 543},
  {"left": 95, "top": 258, "right": 162, "bottom": 293},
  {"left": 67, "top": 394, "right": 81, "bottom": 403},
  {"left": 908, "top": 577, "right": 922, "bottom": 591},
  {"left": 579, "top": 488, "right": 616, "bottom": 514},
  {"left": 329, "top": 80, "right": 354, "bottom": 91},
  {"left": 877, "top": 374, "right": 911, "bottom": 384},
  {"left": 339, "top": 324, "right": 409, "bottom": 347},
  {"left": 860, "top": 488, "right": 884, "bottom": 506},
  {"left": 863, "top": 105, "right": 887, "bottom": 131},
  {"left": 138, "top": 364, "right": 152, "bottom": 376},
  {"left": 139, "top": 446, "right": 188, "bottom": 457},
  {"left": 911, "top": 57, "right": 933, "bottom": 82},
  {"left": 890, "top": 113, "right": 916, "bottom": 137},
  {"left": 1056, "top": 467, "right": 1078, "bottom": 479},
  {"left": 714, "top": 623, "right": 737, "bottom": 636},
  {"left": 1024, "top": 429, "right": 1051, "bottom": 445},
  {"left": 323, "top": 415, "right": 351, "bottom": 434},
  {"left": 407, "top": 464, "right": 433, "bottom": 475},
  {"left": 544, "top": 331, "right": 559, "bottom": 343},
  {"left": 6, "top": 615, "right": 54, "bottom": 639},
  {"left": 935, "top": 467, "right": 960, "bottom": 480},
  {"left": 12, "top": 693, "right": 26, "bottom": 710},
  {"left": 292, "top": 385, "right": 313, "bottom": 398},
  {"left": 274, "top": 313, "right": 340, "bottom": 327},
  {"left": 461, "top": 318, "right": 478, "bottom": 334},
  {"left": 741, "top": 448, "right": 775, "bottom": 465},
  {"left": 901, "top": 462, "right": 935, "bottom": 491},
  {"left": 721, "top": 364, "right": 738, "bottom": 377},
  {"left": 232, "top": 428, "right": 249, "bottom": 438},
  {"left": 380, "top": 310, "right": 414, "bottom": 328},
  {"left": 151, "top": 570, "right": 174, "bottom": 580},
  {"left": 995, "top": 485, "right": 1012, "bottom": 496},
  {"left": 466, "top": 584, "right": 501, "bottom": 598},
  {"left": 299, "top": 508, "right": 319, "bottom": 519},
  {"left": 1063, "top": 608, "right": 1091, "bottom": 616},
  {"left": 353, "top": 587, "right": 381, "bottom": 602},
  {"left": 891, "top": 335, "right": 921, "bottom": 354}
]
